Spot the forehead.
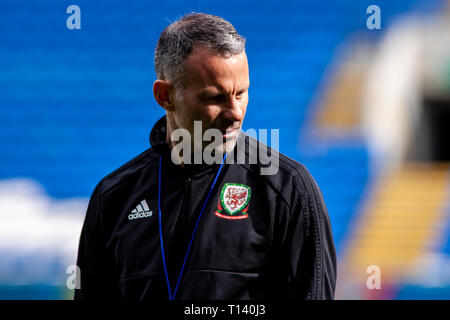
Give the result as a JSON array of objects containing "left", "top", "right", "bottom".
[{"left": 182, "top": 46, "right": 249, "bottom": 91}]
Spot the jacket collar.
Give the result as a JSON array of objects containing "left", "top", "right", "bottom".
[{"left": 149, "top": 115, "right": 170, "bottom": 155}]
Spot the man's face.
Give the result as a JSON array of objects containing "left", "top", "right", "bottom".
[{"left": 170, "top": 46, "right": 250, "bottom": 154}]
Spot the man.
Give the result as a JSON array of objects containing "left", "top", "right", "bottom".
[{"left": 75, "top": 12, "right": 336, "bottom": 300}]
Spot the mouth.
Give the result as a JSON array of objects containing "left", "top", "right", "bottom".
[{"left": 221, "top": 127, "right": 239, "bottom": 138}]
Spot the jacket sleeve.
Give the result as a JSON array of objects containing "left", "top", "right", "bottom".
[
  {"left": 283, "top": 167, "right": 337, "bottom": 300},
  {"left": 74, "top": 183, "right": 122, "bottom": 300}
]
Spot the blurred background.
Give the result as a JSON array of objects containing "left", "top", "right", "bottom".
[{"left": 0, "top": 0, "right": 449, "bottom": 299}]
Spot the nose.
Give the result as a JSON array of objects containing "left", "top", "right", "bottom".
[{"left": 221, "top": 97, "right": 245, "bottom": 123}]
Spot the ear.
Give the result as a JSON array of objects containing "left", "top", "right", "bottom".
[{"left": 153, "top": 80, "right": 175, "bottom": 112}]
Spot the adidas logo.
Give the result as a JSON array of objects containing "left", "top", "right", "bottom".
[{"left": 128, "top": 200, "right": 153, "bottom": 220}]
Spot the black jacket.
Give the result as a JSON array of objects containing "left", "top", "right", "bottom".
[{"left": 74, "top": 116, "right": 337, "bottom": 300}]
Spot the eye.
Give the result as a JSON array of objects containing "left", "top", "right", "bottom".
[
  {"left": 237, "top": 90, "right": 247, "bottom": 98},
  {"left": 208, "top": 94, "right": 225, "bottom": 101}
]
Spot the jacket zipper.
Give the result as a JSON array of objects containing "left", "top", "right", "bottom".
[{"left": 179, "top": 176, "right": 192, "bottom": 266}]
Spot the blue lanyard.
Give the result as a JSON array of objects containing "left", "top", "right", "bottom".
[{"left": 158, "top": 153, "right": 227, "bottom": 300}]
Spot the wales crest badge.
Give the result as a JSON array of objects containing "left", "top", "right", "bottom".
[{"left": 214, "top": 183, "right": 251, "bottom": 220}]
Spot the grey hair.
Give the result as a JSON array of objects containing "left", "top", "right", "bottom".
[{"left": 154, "top": 12, "right": 246, "bottom": 88}]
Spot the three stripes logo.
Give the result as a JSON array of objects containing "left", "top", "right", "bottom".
[{"left": 128, "top": 199, "right": 153, "bottom": 220}]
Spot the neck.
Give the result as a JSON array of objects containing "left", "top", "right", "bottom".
[
  {"left": 164, "top": 113, "right": 229, "bottom": 167},
  {"left": 165, "top": 112, "right": 188, "bottom": 167},
  {"left": 165, "top": 112, "right": 175, "bottom": 150}
]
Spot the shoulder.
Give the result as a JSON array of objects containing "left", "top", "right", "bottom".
[
  {"left": 237, "top": 133, "right": 322, "bottom": 205},
  {"left": 94, "top": 147, "right": 160, "bottom": 198}
]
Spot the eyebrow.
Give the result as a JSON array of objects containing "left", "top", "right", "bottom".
[
  {"left": 199, "top": 88, "right": 222, "bottom": 96},
  {"left": 239, "top": 85, "right": 250, "bottom": 93},
  {"left": 199, "top": 85, "right": 250, "bottom": 96}
]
